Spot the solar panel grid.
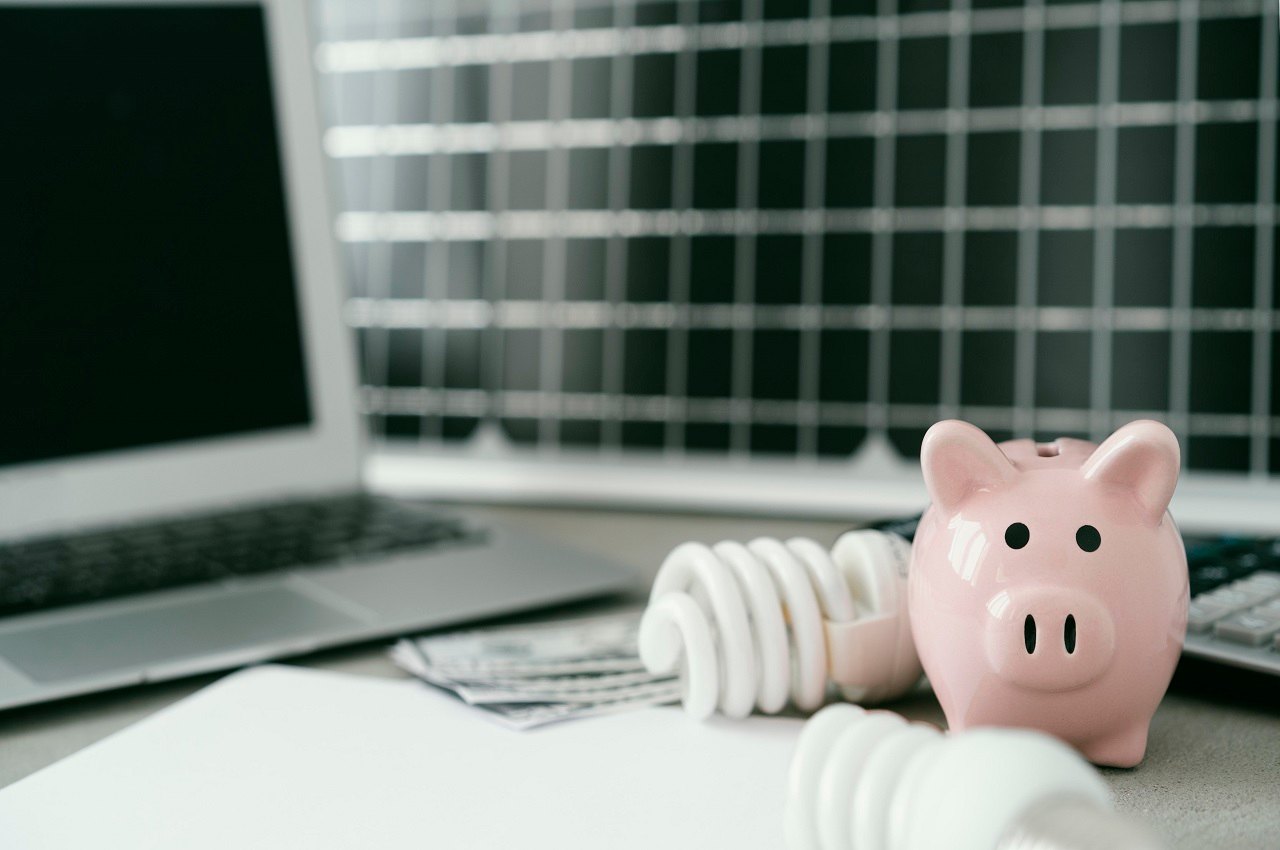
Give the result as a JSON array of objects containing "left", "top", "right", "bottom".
[{"left": 314, "top": 0, "right": 1280, "bottom": 475}]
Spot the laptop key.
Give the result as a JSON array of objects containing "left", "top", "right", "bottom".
[
  {"left": 1234, "top": 574, "right": 1280, "bottom": 595},
  {"left": 7, "top": 577, "right": 54, "bottom": 607},
  {"left": 60, "top": 568, "right": 110, "bottom": 597},
  {"left": 1251, "top": 597, "right": 1280, "bottom": 617},
  {"left": 1197, "top": 588, "right": 1260, "bottom": 615},
  {"left": 1214, "top": 611, "right": 1280, "bottom": 646},
  {"left": 1186, "top": 599, "right": 1231, "bottom": 633}
]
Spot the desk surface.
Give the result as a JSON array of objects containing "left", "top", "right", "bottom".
[{"left": 1, "top": 504, "right": 1277, "bottom": 849}]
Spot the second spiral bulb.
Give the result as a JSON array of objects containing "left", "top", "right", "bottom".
[
  {"left": 638, "top": 530, "right": 922, "bottom": 719},
  {"left": 785, "top": 704, "right": 1164, "bottom": 850}
]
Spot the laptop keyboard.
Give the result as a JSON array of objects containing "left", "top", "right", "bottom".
[
  {"left": 1180, "top": 535, "right": 1280, "bottom": 673},
  {"left": 869, "top": 516, "right": 1280, "bottom": 676},
  {"left": 0, "top": 495, "right": 480, "bottom": 618}
]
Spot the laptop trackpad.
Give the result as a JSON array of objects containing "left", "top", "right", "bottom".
[{"left": 0, "top": 587, "right": 360, "bottom": 683}]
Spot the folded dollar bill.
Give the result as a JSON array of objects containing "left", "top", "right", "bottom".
[
  {"left": 445, "top": 677, "right": 682, "bottom": 706},
  {"left": 391, "top": 611, "right": 681, "bottom": 730},
  {"left": 410, "top": 612, "right": 644, "bottom": 669},
  {"left": 452, "top": 684, "right": 683, "bottom": 732}
]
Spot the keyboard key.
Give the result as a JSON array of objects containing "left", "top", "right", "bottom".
[
  {"left": 1191, "top": 564, "right": 1232, "bottom": 585},
  {"left": 1187, "top": 599, "right": 1231, "bottom": 633},
  {"left": 1250, "top": 598, "right": 1280, "bottom": 617},
  {"left": 1214, "top": 611, "right": 1280, "bottom": 646},
  {"left": 1235, "top": 573, "right": 1280, "bottom": 594},
  {"left": 1226, "top": 583, "right": 1280, "bottom": 607},
  {"left": 7, "top": 576, "right": 54, "bottom": 607},
  {"left": 1197, "top": 588, "right": 1257, "bottom": 614}
]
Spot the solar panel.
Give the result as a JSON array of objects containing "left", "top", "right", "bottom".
[{"left": 312, "top": 0, "right": 1279, "bottom": 494}]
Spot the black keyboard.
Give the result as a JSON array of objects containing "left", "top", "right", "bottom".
[
  {"left": 868, "top": 515, "right": 1280, "bottom": 676},
  {"left": 0, "top": 494, "right": 480, "bottom": 618}
]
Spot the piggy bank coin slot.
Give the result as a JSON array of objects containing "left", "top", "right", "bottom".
[{"left": 1035, "top": 442, "right": 1061, "bottom": 457}]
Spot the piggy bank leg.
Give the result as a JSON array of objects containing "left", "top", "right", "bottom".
[{"left": 1081, "top": 722, "right": 1149, "bottom": 768}]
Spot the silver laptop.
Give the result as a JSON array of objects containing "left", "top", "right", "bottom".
[{"left": 0, "top": 0, "right": 635, "bottom": 711}]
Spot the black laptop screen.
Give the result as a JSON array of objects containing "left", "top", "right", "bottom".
[{"left": 0, "top": 5, "right": 311, "bottom": 468}]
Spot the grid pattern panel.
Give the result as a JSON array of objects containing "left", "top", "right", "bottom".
[{"left": 314, "top": 0, "right": 1280, "bottom": 475}]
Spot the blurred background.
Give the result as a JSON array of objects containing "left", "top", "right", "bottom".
[{"left": 311, "top": 0, "right": 1278, "bottom": 500}]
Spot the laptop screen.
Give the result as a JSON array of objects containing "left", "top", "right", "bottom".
[{"left": 0, "top": 5, "right": 311, "bottom": 469}]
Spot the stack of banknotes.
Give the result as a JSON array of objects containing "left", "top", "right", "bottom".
[{"left": 390, "top": 611, "right": 681, "bottom": 729}]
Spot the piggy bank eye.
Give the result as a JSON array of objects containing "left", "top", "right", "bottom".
[
  {"left": 1076, "top": 525, "right": 1101, "bottom": 552},
  {"left": 1004, "top": 522, "right": 1030, "bottom": 549}
]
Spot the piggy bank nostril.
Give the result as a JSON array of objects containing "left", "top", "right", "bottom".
[
  {"left": 1024, "top": 614, "right": 1037, "bottom": 654},
  {"left": 1064, "top": 614, "right": 1077, "bottom": 654}
]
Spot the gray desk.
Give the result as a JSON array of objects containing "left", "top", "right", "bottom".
[{"left": 1, "top": 505, "right": 1276, "bottom": 849}]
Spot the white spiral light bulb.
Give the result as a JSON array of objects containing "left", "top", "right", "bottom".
[
  {"left": 785, "top": 704, "right": 1166, "bottom": 850},
  {"left": 638, "top": 531, "right": 920, "bottom": 720}
]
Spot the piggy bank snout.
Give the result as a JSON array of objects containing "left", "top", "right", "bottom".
[{"left": 983, "top": 586, "right": 1116, "bottom": 693}]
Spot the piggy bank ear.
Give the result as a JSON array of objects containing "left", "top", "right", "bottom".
[
  {"left": 920, "top": 420, "right": 1017, "bottom": 512},
  {"left": 1081, "top": 420, "right": 1180, "bottom": 525}
]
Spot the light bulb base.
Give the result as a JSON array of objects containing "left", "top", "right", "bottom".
[{"left": 996, "top": 794, "right": 1167, "bottom": 850}]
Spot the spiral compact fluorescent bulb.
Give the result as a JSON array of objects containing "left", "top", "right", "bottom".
[
  {"left": 785, "top": 704, "right": 1166, "bottom": 850},
  {"left": 638, "top": 531, "right": 920, "bottom": 720}
]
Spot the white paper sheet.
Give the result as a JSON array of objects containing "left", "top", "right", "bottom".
[{"left": 0, "top": 665, "right": 805, "bottom": 849}]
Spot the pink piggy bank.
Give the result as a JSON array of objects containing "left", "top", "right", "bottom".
[{"left": 909, "top": 419, "right": 1188, "bottom": 768}]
